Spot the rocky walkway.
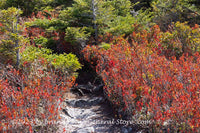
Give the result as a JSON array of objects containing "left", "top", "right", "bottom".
[{"left": 56, "top": 83, "right": 138, "bottom": 133}]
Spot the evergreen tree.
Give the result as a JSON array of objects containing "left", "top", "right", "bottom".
[
  {"left": 60, "top": 0, "right": 135, "bottom": 44},
  {"left": 151, "top": 0, "right": 200, "bottom": 30},
  {"left": 0, "top": 7, "right": 25, "bottom": 65},
  {"left": 0, "top": 0, "right": 54, "bottom": 16}
]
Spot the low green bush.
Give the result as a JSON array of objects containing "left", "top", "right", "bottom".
[{"left": 21, "top": 46, "right": 82, "bottom": 75}]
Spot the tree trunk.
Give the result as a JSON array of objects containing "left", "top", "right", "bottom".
[
  {"left": 15, "top": 11, "right": 20, "bottom": 67},
  {"left": 92, "top": 0, "right": 98, "bottom": 44}
]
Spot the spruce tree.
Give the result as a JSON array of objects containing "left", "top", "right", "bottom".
[
  {"left": 151, "top": 0, "right": 200, "bottom": 30},
  {"left": 0, "top": 7, "right": 24, "bottom": 65},
  {"left": 60, "top": 0, "right": 135, "bottom": 44}
]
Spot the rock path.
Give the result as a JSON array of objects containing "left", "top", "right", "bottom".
[
  {"left": 57, "top": 83, "right": 144, "bottom": 133},
  {"left": 56, "top": 84, "right": 120, "bottom": 133}
]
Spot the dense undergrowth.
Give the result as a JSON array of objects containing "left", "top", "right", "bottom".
[
  {"left": 0, "top": 8, "right": 81, "bottom": 132},
  {"left": 83, "top": 24, "right": 200, "bottom": 132},
  {"left": 0, "top": 47, "right": 81, "bottom": 132},
  {"left": 0, "top": 0, "right": 200, "bottom": 132}
]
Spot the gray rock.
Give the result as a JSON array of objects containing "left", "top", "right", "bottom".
[
  {"left": 121, "top": 127, "right": 133, "bottom": 133},
  {"left": 93, "top": 84, "right": 104, "bottom": 93},
  {"left": 65, "top": 97, "right": 105, "bottom": 108},
  {"left": 73, "top": 127, "right": 95, "bottom": 133}
]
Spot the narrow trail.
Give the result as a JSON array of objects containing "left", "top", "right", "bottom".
[
  {"left": 56, "top": 64, "right": 144, "bottom": 133},
  {"left": 57, "top": 85, "right": 121, "bottom": 133}
]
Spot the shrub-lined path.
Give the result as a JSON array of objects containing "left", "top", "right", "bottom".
[{"left": 56, "top": 70, "right": 143, "bottom": 133}]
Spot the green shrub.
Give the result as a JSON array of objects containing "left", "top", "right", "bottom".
[
  {"left": 21, "top": 46, "right": 82, "bottom": 75},
  {"left": 0, "top": 0, "right": 54, "bottom": 16},
  {"left": 160, "top": 22, "right": 200, "bottom": 58},
  {"left": 65, "top": 27, "right": 90, "bottom": 44}
]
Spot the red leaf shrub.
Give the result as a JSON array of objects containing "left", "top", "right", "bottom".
[
  {"left": 83, "top": 25, "right": 200, "bottom": 132},
  {"left": 0, "top": 61, "right": 76, "bottom": 132}
]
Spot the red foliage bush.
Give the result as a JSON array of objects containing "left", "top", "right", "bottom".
[
  {"left": 0, "top": 61, "right": 75, "bottom": 132},
  {"left": 83, "top": 25, "right": 200, "bottom": 132}
]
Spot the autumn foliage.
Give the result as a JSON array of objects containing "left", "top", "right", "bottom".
[
  {"left": 0, "top": 9, "right": 81, "bottom": 132},
  {"left": 1, "top": 1, "right": 200, "bottom": 132},
  {"left": 83, "top": 23, "right": 200, "bottom": 132},
  {"left": 0, "top": 59, "right": 76, "bottom": 132}
]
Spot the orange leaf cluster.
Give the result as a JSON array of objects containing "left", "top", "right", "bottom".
[{"left": 83, "top": 24, "right": 200, "bottom": 132}]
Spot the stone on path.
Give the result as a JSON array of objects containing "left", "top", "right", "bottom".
[{"left": 57, "top": 84, "right": 144, "bottom": 133}]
